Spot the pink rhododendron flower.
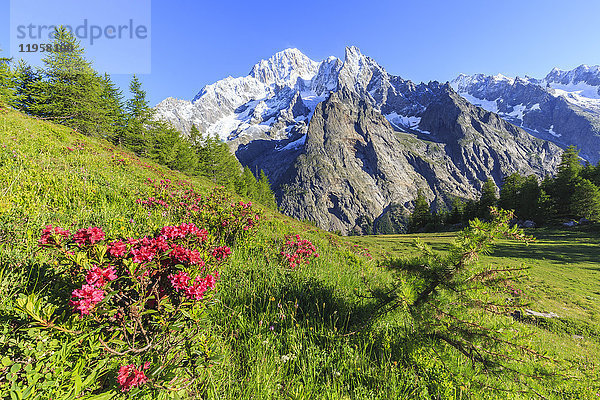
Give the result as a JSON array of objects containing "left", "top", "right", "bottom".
[
  {"left": 108, "top": 240, "right": 128, "bottom": 257},
  {"left": 73, "top": 227, "right": 105, "bottom": 246},
  {"left": 71, "top": 284, "right": 105, "bottom": 316},
  {"left": 117, "top": 363, "right": 149, "bottom": 392},
  {"left": 168, "top": 271, "right": 190, "bottom": 291},
  {"left": 86, "top": 265, "right": 117, "bottom": 287},
  {"left": 131, "top": 244, "right": 155, "bottom": 263},
  {"left": 211, "top": 246, "right": 231, "bottom": 261},
  {"left": 169, "top": 245, "right": 204, "bottom": 266},
  {"left": 39, "top": 225, "right": 70, "bottom": 246},
  {"left": 184, "top": 277, "right": 208, "bottom": 300},
  {"left": 170, "top": 272, "right": 218, "bottom": 300}
]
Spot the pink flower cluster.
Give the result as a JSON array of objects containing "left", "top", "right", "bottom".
[
  {"left": 86, "top": 265, "right": 117, "bottom": 287},
  {"left": 73, "top": 227, "right": 105, "bottom": 246},
  {"left": 117, "top": 363, "right": 150, "bottom": 392},
  {"left": 72, "top": 265, "right": 118, "bottom": 316},
  {"left": 168, "top": 271, "right": 218, "bottom": 300},
  {"left": 108, "top": 240, "right": 128, "bottom": 257},
  {"left": 171, "top": 245, "right": 204, "bottom": 266},
  {"left": 160, "top": 223, "right": 208, "bottom": 242},
  {"left": 39, "top": 225, "right": 70, "bottom": 246},
  {"left": 100, "top": 224, "right": 209, "bottom": 267},
  {"left": 136, "top": 196, "right": 169, "bottom": 208},
  {"left": 211, "top": 246, "right": 232, "bottom": 261},
  {"left": 71, "top": 284, "right": 105, "bottom": 316},
  {"left": 280, "top": 235, "right": 319, "bottom": 269}
]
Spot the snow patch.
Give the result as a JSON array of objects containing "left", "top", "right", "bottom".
[
  {"left": 548, "top": 125, "right": 561, "bottom": 137},
  {"left": 385, "top": 112, "right": 421, "bottom": 129},
  {"left": 506, "top": 104, "right": 526, "bottom": 120},
  {"left": 278, "top": 135, "right": 306, "bottom": 151},
  {"left": 458, "top": 93, "right": 499, "bottom": 114},
  {"left": 547, "top": 81, "right": 600, "bottom": 99}
]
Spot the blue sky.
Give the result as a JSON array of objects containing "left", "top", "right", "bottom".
[{"left": 1, "top": 0, "right": 599, "bottom": 105}]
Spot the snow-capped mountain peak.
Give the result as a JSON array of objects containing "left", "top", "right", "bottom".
[{"left": 249, "top": 48, "right": 320, "bottom": 88}]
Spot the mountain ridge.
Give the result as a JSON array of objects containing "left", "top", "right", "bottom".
[{"left": 155, "top": 47, "right": 574, "bottom": 233}]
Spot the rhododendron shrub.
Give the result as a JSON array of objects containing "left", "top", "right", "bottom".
[
  {"left": 137, "top": 183, "right": 262, "bottom": 244},
  {"left": 38, "top": 221, "right": 230, "bottom": 392},
  {"left": 280, "top": 235, "right": 319, "bottom": 269}
]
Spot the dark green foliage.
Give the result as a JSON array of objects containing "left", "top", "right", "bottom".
[
  {"left": 499, "top": 173, "right": 542, "bottom": 222},
  {"left": 354, "top": 215, "right": 374, "bottom": 235},
  {"left": 409, "top": 192, "right": 432, "bottom": 232},
  {"left": 447, "top": 197, "right": 464, "bottom": 225},
  {"left": 0, "top": 49, "right": 14, "bottom": 105},
  {"left": 12, "top": 60, "right": 43, "bottom": 114},
  {"left": 195, "top": 132, "right": 241, "bottom": 188},
  {"left": 378, "top": 206, "right": 407, "bottom": 234},
  {"left": 550, "top": 145, "right": 582, "bottom": 218},
  {"left": 28, "top": 27, "right": 109, "bottom": 136},
  {"left": 257, "top": 169, "right": 277, "bottom": 208},
  {"left": 478, "top": 178, "right": 498, "bottom": 220},
  {"left": 235, "top": 166, "right": 256, "bottom": 198},
  {"left": 99, "top": 73, "right": 126, "bottom": 141},
  {"left": 571, "top": 178, "right": 600, "bottom": 222}
]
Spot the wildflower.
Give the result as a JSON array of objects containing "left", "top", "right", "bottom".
[
  {"left": 73, "top": 227, "right": 105, "bottom": 246},
  {"left": 71, "top": 284, "right": 104, "bottom": 316},
  {"left": 130, "top": 241, "right": 155, "bottom": 263},
  {"left": 108, "top": 240, "right": 128, "bottom": 257},
  {"left": 117, "top": 363, "right": 150, "bottom": 392},
  {"left": 184, "top": 277, "right": 208, "bottom": 300},
  {"left": 39, "top": 225, "right": 70, "bottom": 247},
  {"left": 168, "top": 271, "right": 190, "bottom": 291},
  {"left": 211, "top": 246, "right": 232, "bottom": 261},
  {"left": 86, "top": 265, "right": 117, "bottom": 287}
]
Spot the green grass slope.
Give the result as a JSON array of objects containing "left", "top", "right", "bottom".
[{"left": 0, "top": 107, "right": 598, "bottom": 399}]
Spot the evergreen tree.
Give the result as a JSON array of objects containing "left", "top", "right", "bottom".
[
  {"left": 571, "top": 178, "right": 600, "bottom": 222},
  {"left": 520, "top": 176, "right": 541, "bottom": 220},
  {"left": 462, "top": 200, "right": 478, "bottom": 223},
  {"left": 0, "top": 49, "right": 13, "bottom": 104},
  {"left": 123, "top": 74, "right": 153, "bottom": 154},
  {"left": 551, "top": 145, "right": 582, "bottom": 218},
  {"left": 478, "top": 178, "right": 498, "bottom": 219},
  {"left": 557, "top": 145, "right": 582, "bottom": 183},
  {"left": 409, "top": 192, "right": 432, "bottom": 232},
  {"left": 257, "top": 169, "right": 276, "bottom": 208},
  {"left": 195, "top": 133, "right": 241, "bottom": 188},
  {"left": 189, "top": 124, "right": 202, "bottom": 147},
  {"left": 237, "top": 166, "right": 257, "bottom": 198},
  {"left": 30, "top": 26, "right": 106, "bottom": 135},
  {"left": 125, "top": 75, "right": 153, "bottom": 125},
  {"left": 12, "top": 61, "right": 42, "bottom": 114},
  {"left": 448, "top": 197, "right": 464, "bottom": 225},
  {"left": 99, "top": 73, "right": 126, "bottom": 141},
  {"left": 499, "top": 173, "right": 524, "bottom": 212}
]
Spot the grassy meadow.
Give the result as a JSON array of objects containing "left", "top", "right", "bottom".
[{"left": 0, "top": 106, "right": 599, "bottom": 399}]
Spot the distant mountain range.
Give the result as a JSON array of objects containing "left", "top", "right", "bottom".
[
  {"left": 154, "top": 47, "right": 600, "bottom": 234},
  {"left": 451, "top": 65, "right": 600, "bottom": 163}
]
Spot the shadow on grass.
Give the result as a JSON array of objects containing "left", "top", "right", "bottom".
[
  {"left": 490, "top": 241, "right": 600, "bottom": 266},
  {"left": 220, "top": 265, "right": 379, "bottom": 335}
]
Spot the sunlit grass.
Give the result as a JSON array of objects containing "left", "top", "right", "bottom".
[{"left": 1, "top": 107, "right": 599, "bottom": 398}]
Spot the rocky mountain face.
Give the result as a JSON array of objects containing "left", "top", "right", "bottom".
[
  {"left": 451, "top": 65, "right": 600, "bottom": 163},
  {"left": 155, "top": 47, "right": 566, "bottom": 234}
]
